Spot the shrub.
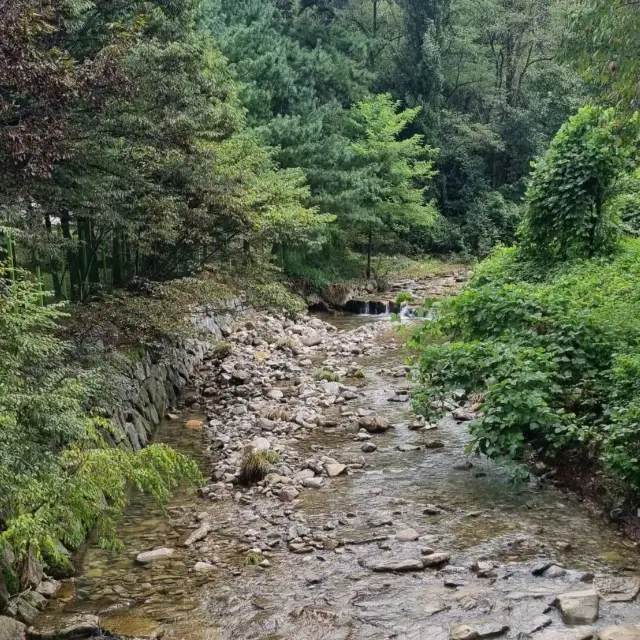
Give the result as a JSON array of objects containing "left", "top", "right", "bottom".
[
  {"left": 244, "top": 551, "right": 265, "bottom": 566},
  {"left": 519, "top": 106, "right": 636, "bottom": 265},
  {"left": 396, "top": 292, "right": 413, "bottom": 305},
  {"left": 411, "top": 239, "right": 640, "bottom": 491},
  {"left": 276, "top": 336, "right": 300, "bottom": 350}
]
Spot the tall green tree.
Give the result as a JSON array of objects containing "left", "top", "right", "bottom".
[{"left": 323, "top": 94, "right": 438, "bottom": 276}]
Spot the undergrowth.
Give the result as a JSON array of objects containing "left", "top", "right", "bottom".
[{"left": 411, "top": 239, "right": 640, "bottom": 494}]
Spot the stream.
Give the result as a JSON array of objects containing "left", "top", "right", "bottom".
[{"left": 34, "top": 277, "right": 640, "bottom": 640}]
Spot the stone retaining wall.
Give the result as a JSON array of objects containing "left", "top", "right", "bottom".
[{"left": 109, "top": 301, "right": 242, "bottom": 452}]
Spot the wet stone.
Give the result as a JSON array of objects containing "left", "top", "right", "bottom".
[
  {"left": 451, "top": 622, "right": 509, "bottom": 640},
  {"left": 396, "top": 527, "right": 419, "bottom": 541},
  {"left": 543, "top": 564, "right": 567, "bottom": 579},
  {"left": 595, "top": 577, "right": 640, "bottom": 602},
  {"left": 135, "top": 547, "right": 174, "bottom": 564},
  {"left": 182, "top": 522, "right": 211, "bottom": 547},
  {"left": 556, "top": 590, "right": 599, "bottom": 624},
  {"left": 599, "top": 626, "right": 640, "bottom": 640},
  {"left": 29, "top": 614, "right": 100, "bottom": 639}
]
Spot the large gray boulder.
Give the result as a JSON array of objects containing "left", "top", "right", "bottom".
[{"left": 0, "top": 616, "right": 26, "bottom": 640}]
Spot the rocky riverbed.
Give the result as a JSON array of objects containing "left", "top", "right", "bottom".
[{"left": 31, "top": 276, "right": 640, "bottom": 640}]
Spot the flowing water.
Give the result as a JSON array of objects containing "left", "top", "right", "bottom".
[{"left": 37, "top": 314, "right": 640, "bottom": 640}]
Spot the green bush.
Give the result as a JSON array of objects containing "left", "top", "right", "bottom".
[
  {"left": 411, "top": 239, "right": 640, "bottom": 490},
  {"left": 519, "top": 106, "right": 636, "bottom": 265},
  {"left": 396, "top": 291, "right": 413, "bottom": 305}
]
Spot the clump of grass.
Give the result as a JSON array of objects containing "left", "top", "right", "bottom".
[
  {"left": 276, "top": 336, "right": 299, "bottom": 350},
  {"left": 239, "top": 450, "right": 281, "bottom": 484},
  {"left": 212, "top": 341, "right": 233, "bottom": 359},
  {"left": 347, "top": 369, "right": 365, "bottom": 379},
  {"left": 264, "top": 406, "right": 291, "bottom": 421},
  {"left": 315, "top": 368, "right": 340, "bottom": 382},
  {"left": 244, "top": 551, "right": 265, "bottom": 566},
  {"left": 396, "top": 291, "right": 413, "bottom": 305}
]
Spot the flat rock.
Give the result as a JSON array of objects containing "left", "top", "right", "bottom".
[
  {"left": 556, "top": 590, "right": 599, "bottom": 624},
  {"left": 194, "top": 562, "right": 216, "bottom": 573},
  {"left": 425, "top": 598, "right": 448, "bottom": 616},
  {"left": 396, "top": 527, "right": 419, "bottom": 541},
  {"left": 423, "top": 552, "right": 451, "bottom": 567},
  {"left": 135, "top": 547, "right": 174, "bottom": 564},
  {"left": 595, "top": 576, "right": 640, "bottom": 602},
  {"left": 185, "top": 419, "right": 203, "bottom": 430},
  {"left": 29, "top": 614, "right": 100, "bottom": 639},
  {"left": 369, "top": 514, "right": 393, "bottom": 527},
  {"left": 294, "top": 469, "right": 315, "bottom": 481},
  {"left": 325, "top": 463, "right": 346, "bottom": 477},
  {"left": 369, "top": 557, "right": 425, "bottom": 572},
  {"left": 182, "top": 522, "right": 211, "bottom": 547},
  {"left": 524, "top": 615, "right": 553, "bottom": 635},
  {"left": 302, "top": 477, "right": 324, "bottom": 489},
  {"left": 599, "top": 626, "right": 640, "bottom": 640},
  {"left": 451, "top": 623, "right": 509, "bottom": 640},
  {"left": 425, "top": 440, "right": 445, "bottom": 449}
]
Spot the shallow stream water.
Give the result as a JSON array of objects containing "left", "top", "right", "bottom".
[{"left": 37, "top": 314, "right": 640, "bottom": 640}]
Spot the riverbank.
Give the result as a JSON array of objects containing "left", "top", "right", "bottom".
[{"left": 29, "top": 273, "right": 640, "bottom": 640}]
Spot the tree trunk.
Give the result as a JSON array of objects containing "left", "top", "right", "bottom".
[
  {"left": 44, "top": 214, "right": 63, "bottom": 299},
  {"left": 112, "top": 232, "right": 123, "bottom": 288},
  {"left": 61, "top": 211, "right": 80, "bottom": 301},
  {"left": 88, "top": 219, "right": 101, "bottom": 287}
]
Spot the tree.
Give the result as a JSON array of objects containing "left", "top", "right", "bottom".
[
  {"left": 568, "top": 0, "right": 640, "bottom": 111},
  {"left": 1, "top": 0, "right": 326, "bottom": 298},
  {"left": 324, "top": 94, "right": 438, "bottom": 277}
]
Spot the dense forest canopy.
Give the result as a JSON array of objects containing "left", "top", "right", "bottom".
[{"left": 1, "top": 0, "right": 592, "bottom": 301}]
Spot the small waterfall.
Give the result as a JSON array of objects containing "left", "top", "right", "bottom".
[{"left": 399, "top": 305, "right": 413, "bottom": 319}]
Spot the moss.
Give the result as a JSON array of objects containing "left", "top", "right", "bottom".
[
  {"left": 244, "top": 551, "right": 265, "bottom": 566},
  {"left": 348, "top": 369, "right": 365, "bottom": 379},
  {"left": 3, "top": 565, "right": 20, "bottom": 595},
  {"left": 314, "top": 368, "right": 339, "bottom": 382}
]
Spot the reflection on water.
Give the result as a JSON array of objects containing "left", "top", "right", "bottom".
[{"left": 38, "top": 315, "right": 640, "bottom": 640}]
